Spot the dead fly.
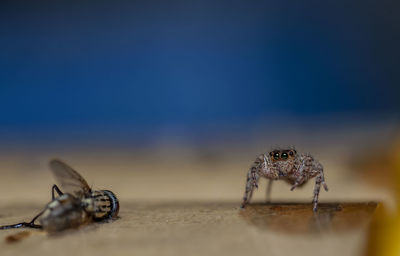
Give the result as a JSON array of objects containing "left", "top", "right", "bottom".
[{"left": 0, "top": 159, "right": 119, "bottom": 236}]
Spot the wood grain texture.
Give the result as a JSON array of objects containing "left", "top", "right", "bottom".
[{"left": 0, "top": 201, "right": 377, "bottom": 256}]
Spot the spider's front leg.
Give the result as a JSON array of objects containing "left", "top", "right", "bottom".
[
  {"left": 241, "top": 166, "right": 260, "bottom": 208},
  {"left": 290, "top": 157, "right": 328, "bottom": 211},
  {"left": 290, "top": 166, "right": 306, "bottom": 191},
  {"left": 290, "top": 155, "right": 313, "bottom": 191},
  {"left": 312, "top": 163, "right": 328, "bottom": 212}
]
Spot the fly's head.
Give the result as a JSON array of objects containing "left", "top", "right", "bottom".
[{"left": 90, "top": 190, "right": 120, "bottom": 221}]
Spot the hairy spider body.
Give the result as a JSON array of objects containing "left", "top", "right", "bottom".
[{"left": 241, "top": 148, "right": 328, "bottom": 212}]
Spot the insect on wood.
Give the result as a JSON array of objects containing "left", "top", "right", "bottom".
[
  {"left": 241, "top": 148, "right": 328, "bottom": 211},
  {"left": 0, "top": 159, "right": 119, "bottom": 234}
]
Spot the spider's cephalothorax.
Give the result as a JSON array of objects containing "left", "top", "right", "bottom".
[{"left": 241, "top": 148, "right": 328, "bottom": 211}]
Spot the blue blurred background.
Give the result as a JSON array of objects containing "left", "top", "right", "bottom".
[{"left": 0, "top": 0, "right": 399, "bottom": 146}]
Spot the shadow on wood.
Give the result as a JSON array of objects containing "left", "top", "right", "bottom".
[{"left": 240, "top": 202, "right": 378, "bottom": 234}]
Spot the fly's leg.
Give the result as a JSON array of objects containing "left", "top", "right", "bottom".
[
  {"left": 28, "top": 209, "right": 45, "bottom": 225},
  {"left": 26, "top": 184, "right": 64, "bottom": 227},
  {"left": 266, "top": 179, "right": 273, "bottom": 203},
  {"left": 27, "top": 184, "right": 63, "bottom": 227},
  {"left": 0, "top": 209, "right": 43, "bottom": 230},
  {"left": 0, "top": 222, "right": 42, "bottom": 230},
  {"left": 241, "top": 167, "right": 260, "bottom": 208},
  {"left": 52, "top": 184, "right": 63, "bottom": 200},
  {"left": 0, "top": 186, "right": 61, "bottom": 230}
]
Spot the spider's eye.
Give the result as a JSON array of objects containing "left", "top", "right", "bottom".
[
  {"left": 273, "top": 152, "right": 280, "bottom": 160},
  {"left": 289, "top": 151, "right": 294, "bottom": 156},
  {"left": 281, "top": 152, "right": 288, "bottom": 159},
  {"left": 269, "top": 152, "right": 273, "bottom": 156}
]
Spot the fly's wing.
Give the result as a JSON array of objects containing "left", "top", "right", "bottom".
[{"left": 49, "top": 159, "right": 92, "bottom": 198}]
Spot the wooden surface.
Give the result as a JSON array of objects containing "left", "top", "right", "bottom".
[
  {"left": 0, "top": 138, "right": 393, "bottom": 256},
  {"left": 0, "top": 201, "right": 377, "bottom": 256}
]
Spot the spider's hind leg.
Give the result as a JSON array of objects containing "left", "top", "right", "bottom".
[{"left": 266, "top": 179, "right": 273, "bottom": 203}]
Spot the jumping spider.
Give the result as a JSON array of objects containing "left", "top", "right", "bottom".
[{"left": 241, "top": 148, "right": 328, "bottom": 212}]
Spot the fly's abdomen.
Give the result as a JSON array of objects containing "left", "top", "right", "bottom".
[{"left": 39, "top": 194, "right": 90, "bottom": 233}]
